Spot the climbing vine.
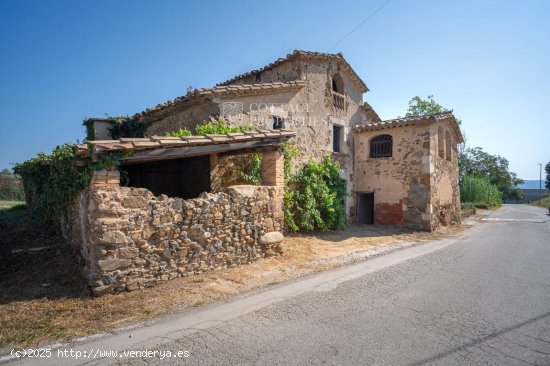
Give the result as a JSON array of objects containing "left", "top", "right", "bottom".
[
  {"left": 240, "top": 154, "right": 262, "bottom": 185},
  {"left": 166, "top": 117, "right": 253, "bottom": 137},
  {"left": 83, "top": 116, "right": 147, "bottom": 141},
  {"left": 14, "top": 143, "right": 129, "bottom": 230},
  {"left": 284, "top": 155, "right": 347, "bottom": 232},
  {"left": 107, "top": 116, "right": 147, "bottom": 139}
]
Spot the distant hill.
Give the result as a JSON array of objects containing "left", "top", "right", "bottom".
[{"left": 519, "top": 180, "right": 546, "bottom": 189}]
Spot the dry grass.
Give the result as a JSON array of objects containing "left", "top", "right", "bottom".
[{"left": 0, "top": 208, "right": 465, "bottom": 351}]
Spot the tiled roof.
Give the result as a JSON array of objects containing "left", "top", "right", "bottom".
[
  {"left": 76, "top": 130, "right": 296, "bottom": 160},
  {"left": 217, "top": 50, "right": 369, "bottom": 93},
  {"left": 360, "top": 102, "right": 381, "bottom": 123},
  {"left": 354, "top": 111, "right": 463, "bottom": 143},
  {"left": 135, "top": 80, "right": 306, "bottom": 123}
]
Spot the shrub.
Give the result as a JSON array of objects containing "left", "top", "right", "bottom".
[
  {"left": 240, "top": 154, "right": 262, "bottom": 185},
  {"left": 14, "top": 144, "right": 126, "bottom": 231},
  {"left": 194, "top": 118, "right": 252, "bottom": 135},
  {"left": 284, "top": 155, "right": 347, "bottom": 232},
  {"left": 460, "top": 174, "right": 502, "bottom": 205},
  {"left": 108, "top": 117, "right": 147, "bottom": 139},
  {"left": 166, "top": 128, "right": 192, "bottom": 137},
  {"left": 166, "top": 118, "right": 253, "bottom": 138}
]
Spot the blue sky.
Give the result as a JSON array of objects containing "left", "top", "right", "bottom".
[{"left": 0, "top": 0, "right": 548, "bottom": 179}]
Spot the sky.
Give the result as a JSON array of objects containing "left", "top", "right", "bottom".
[{"left": 0, "top": 0, "right": 548, "bottom": 179}]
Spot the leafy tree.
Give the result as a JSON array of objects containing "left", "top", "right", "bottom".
[
  {"left": 406, "top": 95, "right": 447, "bottom": 117},
  {"left": 0, "top": 168, "right": 25, "bottom": 201},
  {"left": 545, "top": 161, "right": 550, "bottom": 190},
  {"left": 108, "top": 117, "right": 148, "bottom": 139},
  {"left": 405, "top": 95, "right": 522, "bottom": 201},
  {"left": 460, "top": 147, "right": 523, "bottom": 200}
]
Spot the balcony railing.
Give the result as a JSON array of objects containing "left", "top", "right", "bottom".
[{"left": 331, "top": 90, "right": 346, "bottom": 112}]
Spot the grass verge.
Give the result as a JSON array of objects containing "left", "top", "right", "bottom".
[{"left": 530, "top": 193, "right": 550, "bottom": 209}]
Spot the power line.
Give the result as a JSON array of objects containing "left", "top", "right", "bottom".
[{"left": 328, "top": 0, "right": 392, "bottom": 51}]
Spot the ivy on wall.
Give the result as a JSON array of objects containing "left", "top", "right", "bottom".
[
  {"left": 284, "top": 155, "right": 347, "bottom": 232},
  {"left": 83, "top": 116, "right": 148, "bottom": 141},
  {"left": 14, "top": 144, "right": 129, "bottom": 232},
  {"left": 108, "top": 117, "right": 147, "bottom": 139}
]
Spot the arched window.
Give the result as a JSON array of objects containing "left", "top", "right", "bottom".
[
  {"left": 445, "top": 131, "right": 452, "bottom": 161},
  {"left": 437, "top": 127, "right": 444, "bottom": 158},
  {"left": 332, "top": 73, "right": 344, "bottom": 94},
  {"left": 370, "top": 135, "right": 392, "bottom": 158}
]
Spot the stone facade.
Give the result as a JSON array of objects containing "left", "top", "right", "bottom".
[
  {"left": 354, "top": 116, "right": 461, "bottom": 231},
  {"left": 71, "top": 185, "right": 284, "bottom": 295},
  {"left": 140, "top": 51, "right": 379, "bottom": 218}
]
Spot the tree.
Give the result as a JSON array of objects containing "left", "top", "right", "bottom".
[
  {"left": 458, "top": 147, "right": 523, "bottom": 201},
  {"left": 0, "top": 168, "right": 25, "bottom": 201},
  {"left": 545, "top": 161, "right": 550, "bottom": 190},
  {"left": 406, "top": 95, "right": 446, "bottom": 117}
]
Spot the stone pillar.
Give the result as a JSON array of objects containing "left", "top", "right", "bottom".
[
  {"left": 210, "top": 153, "right": 221, "bottom": 192},
  {"left": 262, "top": 149, "right": 284, "bottom": 187},
  {"left": 90, "top": 166, "right": 120, "bottom": 189}
]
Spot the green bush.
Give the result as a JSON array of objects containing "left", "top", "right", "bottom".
[
  {"left": 194, "top": 118, "right": 252, "bottom": 135},
  {"left": 108, "top": 117, "right": 147, "bottom": 139},
  {"left": 0, "top": 170, "right": 25, "bottom": 201},
  {"left": 166, "top": 128, "right": 192, "bottom": 137},
  {"left": 240, "top": 154, "right": 262, "bottom": 185},
  {"left": 14, "top": 144, "right": 127, "bottom": 230},
  {"left": 460, "top": 174, "right": 502, "bottom": 205},
  {"left": 284, "top": 155, "right": 347, "bottom": 232},
  {"left": 166, "top": 118, "right": 253, "bottom": 138}
]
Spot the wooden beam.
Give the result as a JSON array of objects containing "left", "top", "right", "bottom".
[{"left": 120, "top": 138, "right": 291, "bottom": 165}]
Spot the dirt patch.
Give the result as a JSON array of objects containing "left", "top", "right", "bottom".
[{"left": 0, "top": 206, "right": 464, "bottom": 351}]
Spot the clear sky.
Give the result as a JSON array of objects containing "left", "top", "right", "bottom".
[{"left": 0, "top": 0, "right": 548, "bottom": 179}]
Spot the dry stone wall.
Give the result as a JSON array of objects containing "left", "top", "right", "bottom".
[{"left": 71, "top": 185, "right": 284, "bottom": 295}]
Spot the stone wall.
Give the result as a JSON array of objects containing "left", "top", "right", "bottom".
[
  {"left": 142, "top": 57, "right": 377, "bottom": 219},
  {"left": 71, "top": 185, "right": 284, "bottom": 295},
  {"left": 354, "top": 122, "right": 460, "bottom": 231},
  {"left": 354, "top": 125, "right": 431, "bottom": 229},
  {"left": 428, "top": 122, "right": 461, "bottom": 229}
]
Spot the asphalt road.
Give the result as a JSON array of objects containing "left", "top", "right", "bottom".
[{"left": 124, "top": 205, "right": 550, "bottom": 366}]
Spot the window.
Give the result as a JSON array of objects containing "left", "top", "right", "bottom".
[
  {"left": 333, "top": 125, "right": 342, "bottom": 153},
  {"left": 272, "top": 116, "right": 285, "bottom": 129},
  {"left": 370, "top": 134, "right": 392, "bottom": 158},
  {"left": 332, "top": 73, "right": 344, "bottom": 94}
]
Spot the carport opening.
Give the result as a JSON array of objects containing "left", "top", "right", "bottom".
[{"left": 121, "top": 155, "right": 210, "bottom": 199}]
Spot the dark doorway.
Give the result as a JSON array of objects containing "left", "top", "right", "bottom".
[
  {"left": 357, "top": 193, "right": 374, "bottom": 224},
  {"left": 122, "top": 155, "right": 210, "bottom": 199}
]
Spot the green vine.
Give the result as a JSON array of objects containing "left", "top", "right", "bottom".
[
  {"left": 240, "top": 154, "right": 262, "bottom": 185},
  {"left": 107, "top": 116, "right": 147, "bottom": 139},
  {"left": 14, "top": 143, "right": 130, "bottom": 232},
  {"left": 283, "top": 153, "right": 347, "bottom": 232},
  {"left": 166, "top": 117, "right": 253, "bottom": 138}
]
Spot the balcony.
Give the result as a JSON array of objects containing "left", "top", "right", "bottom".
[{"left": 331, "top": 90, "right": 346, "bottom": 112}]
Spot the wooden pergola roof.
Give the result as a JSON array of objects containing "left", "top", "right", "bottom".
[{"left": 76, "top": 130, "right": 295, "bottom": 165}]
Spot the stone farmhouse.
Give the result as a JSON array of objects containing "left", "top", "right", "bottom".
[{"left": 75, "top": 50, "right": 462, "bottom": 294}]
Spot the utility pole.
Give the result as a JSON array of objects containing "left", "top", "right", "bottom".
[{"left": 538, "top": 163, "right": 543, "bottom": 205}]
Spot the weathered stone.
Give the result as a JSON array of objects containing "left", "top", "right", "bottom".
[
  {"left": 123, "top": 195, "right": 149, "bottom": 208},
  {"left": 92, "top": 284, "right": 114, "bottom": 296},
  {"left": 225, "top": 185, "right": 257, "bottom": 198},
  {"left": 264, "top": 248, "right": 277, "bottom": 258},
  {"left": 98, "top": 230, "right": 129, "bottom": 245},
  {"left": 98, "top": 258, "right": 132, "bottom": 272},
  {"left": 259, "top": 231, "right": 284, "bottom": 245},
  {"left": 72, "top": 184, "right": 284, "bottom": 295}
]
